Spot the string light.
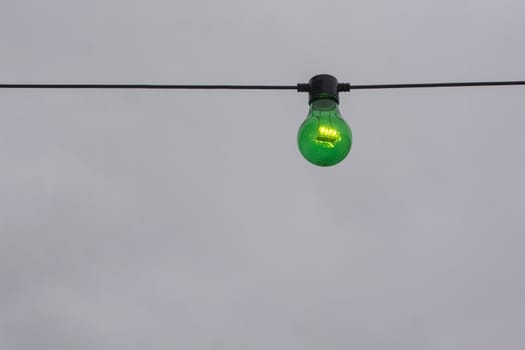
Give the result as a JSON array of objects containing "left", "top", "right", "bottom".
[{"left": 2, "top": 76, "right": 524, "bottom": 167}]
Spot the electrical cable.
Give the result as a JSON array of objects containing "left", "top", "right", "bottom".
[
  {"left": 0, "top": 84, "right": 298, "bottom": 90},
  {"left": 0, "top": 81, "right": 524, "bottom": 91},
  {"left": 350, "top": 81, "right": 525, "bottom": 90}
]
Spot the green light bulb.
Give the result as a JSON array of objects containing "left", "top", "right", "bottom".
[{"left": 297, "top": 98, "right": 352, "bottom": 166}]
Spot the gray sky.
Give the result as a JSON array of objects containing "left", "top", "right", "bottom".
[{"left": 1, "top": 0, "right": 525, "bottom": 349}]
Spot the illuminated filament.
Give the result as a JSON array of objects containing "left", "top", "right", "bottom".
[{"left": 315, "top": 126, "right": 341, "bottom": 148}]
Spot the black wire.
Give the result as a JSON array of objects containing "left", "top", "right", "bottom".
[
  {"left": 0, "top": 81, "right": 524, "bottom": 90},
  {"left": 351, "top": 81, "right": 525, "bottom": 90},
  {"left": 0, "top": 84, "right": 298, "bottom": 90}
]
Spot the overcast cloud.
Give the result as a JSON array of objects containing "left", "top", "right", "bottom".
[{"left": 1, "top": 0, "right": 525, "bottom": 349}]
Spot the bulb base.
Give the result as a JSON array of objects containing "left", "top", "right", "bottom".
[{"left": 308, "top": 74, "right": 339, "bottom": 104}]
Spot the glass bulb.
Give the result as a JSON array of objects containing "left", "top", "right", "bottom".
[{"left": 297, "top": 98, "right": 352, "bottom": 166}]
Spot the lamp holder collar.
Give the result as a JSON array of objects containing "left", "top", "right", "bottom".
[{"left": 297, "top": 74, "right": 350, "bottom": 104}]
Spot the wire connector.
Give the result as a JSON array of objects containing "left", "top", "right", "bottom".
[
  {"left": 297, "top": 76, "right": 351, "bottom": 103},
  {"left": 307, "top": 74, "right": 340, "bottom": 104},
  {"left": 338, "top": 83, "right": 351, "bottom": 92},
  {"left": 297, "top": 83, "right": 311, "bottom": 92}
]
